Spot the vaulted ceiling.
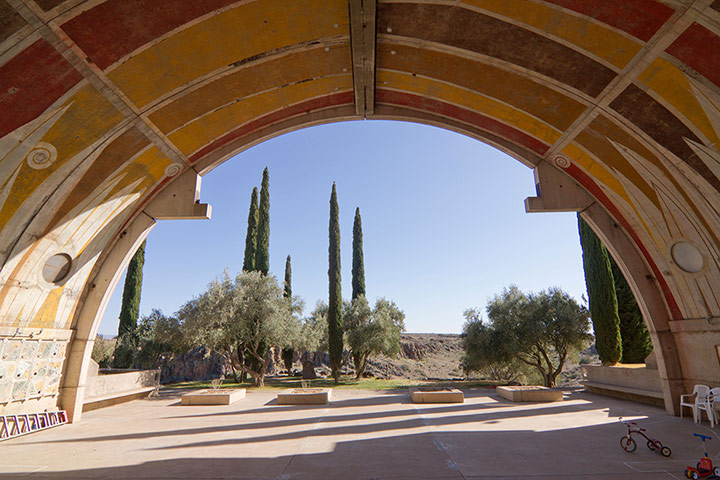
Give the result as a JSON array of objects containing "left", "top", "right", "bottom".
[{"left": 1, "top": 0, "right": 720, "bottom": 412}]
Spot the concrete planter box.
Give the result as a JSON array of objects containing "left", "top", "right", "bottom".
[
  {"left": 582, "top": 364, "right": 663, "bottom": 406},
  {"left": 497, "top": 386, "right": 563, "bottom": 402},
  {"left": 181, "top": 389, "right": 246, "bottom": 405},
  {"left": 277, "top": 388, "right": 331, "bottom": 405},
  {"left": 409, "top": 387, "right": 464, "bottom": 403}
]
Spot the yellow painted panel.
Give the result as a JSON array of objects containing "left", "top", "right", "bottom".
[
  {"left": 109, "top": 0, "right": 348, "bottom": 108},
  {"left": 33, "top": 287, "right": 63, "bottom": 329},
  {"left": 562, "top": 142, "right": 629, "bottom": 203},
  {"left": 128, "top": 146, "right": 173, "bottom": 188},
  {"left": 463, "top": 0, "right": 641, "bottom": 68},
  {"left": 42, "top": 85, "right": 124, "bottom": 163},
  {"left": 378, "top": 69, "right": 562, "bottom": 146},
  {"left": 76, "top": 147, "right": 171, "bottom": 256},
  {"left": 638, "top": 57, "right": 720, "bottom": 146},
  {"left": 150, "top": 45, "right": 351, "bottom": 134},
  {"left": 0, "top": 85, "right": 123, "bottom": 228},
  {"left": 169, "top": 75, "right": 353, "bottom": 155}
]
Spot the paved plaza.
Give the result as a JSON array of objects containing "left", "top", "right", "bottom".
[{"left": 0, "top": 388, "right": 714, "bottom": 479}]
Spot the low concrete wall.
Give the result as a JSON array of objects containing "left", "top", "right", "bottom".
[
  {"left": 87, "top": 369, "right": 160, "bottom": 398},
  {"left": 83, "top": 361, "right": 159, "bottom": 411},
  {"left": 582, "top": 364, "right": 664, "bottom": 407}
]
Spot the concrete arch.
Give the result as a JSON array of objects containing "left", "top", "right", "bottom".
[{"left": 1, "top": 0, "right": 720, "bottom": 419}]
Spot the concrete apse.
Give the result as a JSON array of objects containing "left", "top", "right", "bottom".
[{"left": 0, "top": 0, "right": 719, "bottom": 421}]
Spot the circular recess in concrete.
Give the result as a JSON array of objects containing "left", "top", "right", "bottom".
[
  {"left": 42, "top": 253, "right": 72, "bottom": 284},
  {"left": 671, "top": 241, "right": 704, "bottom": 273}
]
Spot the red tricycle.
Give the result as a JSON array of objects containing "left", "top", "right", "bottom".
[
  {"left": 685, "top": 433, "right": 720, "bottom": 479},
  {"left": 619, "top": 417, "right": 671, "bottom": 457}
]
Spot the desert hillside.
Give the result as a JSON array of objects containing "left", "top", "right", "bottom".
[{"left": 360, "top": 333, "right": 595, "bottom": 387}]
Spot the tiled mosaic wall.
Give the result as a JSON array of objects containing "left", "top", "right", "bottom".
[{"left": 0, "top": 338, "right": 66, "bottom": 407}]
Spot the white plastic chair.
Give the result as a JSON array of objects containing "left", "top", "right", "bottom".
[
  {"left": 710, "top": 387, "right": 720, "bottom": 428},
  {"left": 680, "top": 385, "right": 712, "bottom": 425}
]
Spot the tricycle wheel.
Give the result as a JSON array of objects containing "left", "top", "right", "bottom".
[
  {"left": 714, "top": 466, "right": 720, "bottom": 476},
  {"left": 690, "top": 471, "right": 700, "bottom": 480},
  {"left": 620, "top": 436, "right": 637, "bottom": 453},
  {"left": 660, "top": 446, "right": 671, "bottom": 457},
  {"left": 647, "top": 440, "right": 656, "bottom": 450}
]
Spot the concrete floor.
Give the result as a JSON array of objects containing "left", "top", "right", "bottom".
[{"left": 0, "top": 388, "right": 715, "bottom": 479}]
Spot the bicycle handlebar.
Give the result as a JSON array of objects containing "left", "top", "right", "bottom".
[{"left": 695, "top": 433, "right": 712, "bottom": 441}]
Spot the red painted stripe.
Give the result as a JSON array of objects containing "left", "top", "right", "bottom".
[
  {"left": 666, "top": 23, "right": 720, "bottom": 89},
  {"left": 188, "top": 91, "right": 354, "bottom": 163},
  {"left": 61, "top": 0, "right": 237, "bottom": 70},
  {"left": 376, "top": 89, "right": 549, "bottom": 156},
  {"left": 566, "top": 163, "right": 681, "bottom": 319},
  {"left": 0, "top": 39, "right": 82, "bottom": 140},
  {"left": 542, "top": 0, "right": 674, "bottom": 42}
]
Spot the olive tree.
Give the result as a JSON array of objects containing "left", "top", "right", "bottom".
[
  {"left": 178, "top": 271, "right": 300, "bottom": 386},
  {"left": 134, "top": 308, "right": 186, "bottom": 369},
  {"left": 345, "top": 295, "right": 405, "bottom": 379},
  {"left": 461, "top": 319, "right": 528, "bottom": 383},
  {"left": 462, "top": 286, "right": 591, "bottom": 387},
  {"left": 299, "top": 301, "right": 329, "bottom": 354}
]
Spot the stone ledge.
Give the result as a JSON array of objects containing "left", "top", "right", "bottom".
[
  {"left": 583, "top": 381, "right": 664, "bottom": 407},
  {"left": 497, "top": 386, "right": 563, "bottom": 402},
  {"left": 409, "top": 388, "right": 464, "bottom": 403},
  {"left": 277, "top": 388, "right": 331, "bottom": 405},
  {"left": 180, "top": 389, "right": 246, "bottom": 405}
]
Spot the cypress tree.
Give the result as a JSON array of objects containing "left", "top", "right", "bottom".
[
  {"left": 281, "top": 255, "right": 294, "bottom": 373},
  {"left": 243, "top": 187, "right": 259, "bottom": 272},
  {"left": 283, "top": 255, "right": 292, "bottom": 299},
  {"left": 328, "top": 183, "right": 343, "bottom": 383},
  {"left": 113, "top": 240, "right": 146, "bottom": 368},
  {"left": 609, "top": 255, "right": 653, "bottom": 363},
  {"left": 255, "top": 167, "right": 270, "bottom": 275},
  {"left": 351, "top": 207, "right": 366, "bottom": 301},
  {"left": 578, "top": 215, "right": 622, "bottom": 364}
]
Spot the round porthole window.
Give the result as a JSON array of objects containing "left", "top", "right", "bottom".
[
  {"left": 670, "top": 242, "right": 704, "bottom": 274},
  {"left": 42, "top": 253, "right": 72, "bottom": 284}
]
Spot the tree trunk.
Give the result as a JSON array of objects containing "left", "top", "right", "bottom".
[{"left": 354, "top": 352, "right": 367, "bottom": 379}]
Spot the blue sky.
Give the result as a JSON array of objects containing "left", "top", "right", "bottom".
[{"left": 98, "top": 120, "right": 587, "bottom": 336}]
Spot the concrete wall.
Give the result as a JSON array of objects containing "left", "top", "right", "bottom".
[{"left": 85, "top": 366, "right": 160, "bottom": 400}]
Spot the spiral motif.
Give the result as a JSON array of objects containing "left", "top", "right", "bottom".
[
  {"left": 164, "top": 163, "right": 182, "bottom": 177},
  {"left": 26, "top": 143, "right": 57, "bottom": 170},
  {"left": 554, "top": 155, "right": 571, "bottom": 169}
]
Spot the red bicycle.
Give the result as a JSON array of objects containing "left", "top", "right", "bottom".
[{"left": 619, "top": 418, "right": 671, "bottom": 457}]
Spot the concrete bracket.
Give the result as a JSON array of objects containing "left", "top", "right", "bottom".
[
  {"left": 143, "top": 170, "right": 212, "bottom": 221},
  {"left": 524, "top": 161, "right": 594, "bottom": 213}
]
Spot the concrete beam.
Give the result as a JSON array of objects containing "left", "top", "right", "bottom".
[
  {"left": 143, "top": 170, "right": 212, "bottom": 221},
  {"left": 524, "top": 161, "right": 593, "bottom": 213},
  {"left": 349, "top": 0, "right": 377, "bottom": 117}
]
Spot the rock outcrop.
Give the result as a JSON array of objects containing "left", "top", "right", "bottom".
[{"left": 159, "top": 346, "right": 229, "bottom": 383}]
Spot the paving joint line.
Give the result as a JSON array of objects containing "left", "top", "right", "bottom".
[
  {"left": 412, "top": 403, "right": 468, "bottom": 480},
  {"left": 278, "top": 406, "right": 330, "bottom": 478}
]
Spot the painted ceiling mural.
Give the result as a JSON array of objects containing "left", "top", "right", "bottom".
[{"left": 0, "top": 0, "right": 718, "bottom": 371}]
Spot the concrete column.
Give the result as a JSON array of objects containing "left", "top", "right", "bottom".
[
  {"left": 59, "top": 213, "right": 155, "bottom": 422},
  {"left": 525, "top": 160, "right": 685, "bottom": 415},
  {"left": 580, "top": 203, "right": 684, "bottom": 415},
  {"left": 58, "top": 169, "right": 210, "bottom": 422}
]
